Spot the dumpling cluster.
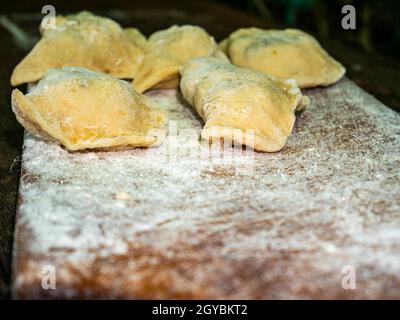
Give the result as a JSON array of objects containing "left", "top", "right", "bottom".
[{"left": 10, "top": 11, "right": 346, "bottom": 152}]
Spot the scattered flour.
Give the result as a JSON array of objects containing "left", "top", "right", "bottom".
[{"left": 13, "top": 78, "right": 400, "bottom": 299}]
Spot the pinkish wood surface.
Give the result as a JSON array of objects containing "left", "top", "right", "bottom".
[{"left": 12, "top": 78, "right": 400, "bottom": 299}]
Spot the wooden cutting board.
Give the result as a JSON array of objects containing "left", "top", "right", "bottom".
[{"left": 12, "top": 78, "right": 400, "bottom": 299}]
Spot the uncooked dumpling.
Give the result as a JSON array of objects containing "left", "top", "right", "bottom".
[
  {"left": 180, "top": 57, "right": 309, "bottom": 152},
  {"left": 11, "top": 67, "right": 166, "bottom": 151},
  {"left": 11, "top": 11, "right": 145, "bottom": 86},
  {"left": 132, "top": 25, "right": 227, "bottom": 93},
  {"left": 124, "top": 28, "right": 147, "bottom": 50},
  {"left": 221, "top": 28, "right": 345, "bottom": 88}
]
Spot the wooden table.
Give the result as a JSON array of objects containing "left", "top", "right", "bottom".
[
  {"left": 13, "top": 78, "right": 400, "bottom": 299},
  {"left": 1, "top": 1, "right": 400, "bottom": 299}
]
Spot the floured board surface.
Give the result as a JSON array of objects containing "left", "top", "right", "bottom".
[{"left": 12, "top": 78, "right": 400, "bottom": 299}]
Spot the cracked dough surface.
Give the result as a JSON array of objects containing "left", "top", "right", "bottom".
[
  {"left": 132, "top": 25, "right": 226, "bottom": 93},
  {"left": 220, "top": 28, "right": 346, "bottom": 88},
  {"left": 11, "top": 11, "right": 145, "bottom": 86},
  {"left": 11, "top": 67, "right": 166, "bottom": 151},
  {"left": 180, "top": 57, "right": 309, "bottom": 152}
]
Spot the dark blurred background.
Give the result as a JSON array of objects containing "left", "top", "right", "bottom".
[
  {"left": 213, "top": 1, "right": 400, "bottom": 109},
  {"left": 218, "top": 0, "right": 400, "bottom": 60},
  {"left": 1, "top": 0, "right": 400, "bottom": 59},
  {"left": 0, "top": 0, "right": 399, "bottom": 299}
]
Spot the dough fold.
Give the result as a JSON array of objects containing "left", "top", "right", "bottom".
[
  {"left": 11, "top": 67, "right": 166, "bottom": 151},
  {"left": 11, "top": 11, "right": 145, "bottom": 86},
  {"left": 180, "top": 57, "right": 309, "bottom": 152},
  {"left": 133, "top": 25, "right": 226, "bottom": 93},
  {"left": 221, "top": 28, "right": 345, "bottom": 88}
]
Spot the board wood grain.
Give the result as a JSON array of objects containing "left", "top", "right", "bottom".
[{"left": 12, "top": 78, "right": 400, "bottom": 299}]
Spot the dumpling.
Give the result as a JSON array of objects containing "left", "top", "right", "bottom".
[
  {"left": 11, "top": 67, "right": 166, "bottom": 151},
  {"left": 180, "top": 57, "right": 309, "bottom": 152},
  {"left": 132, "top": 25, "right": 227, "bottom": 93},
  {"left": 11, "top": 11, "right": 145, "bottom": 86},
  {"left": 124, "top": 28, "right": 147, "bottom": 50},
  {"left": 221, "top": 28, "right": 345, "bottom": 88}
]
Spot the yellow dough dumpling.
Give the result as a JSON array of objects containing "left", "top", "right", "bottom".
[
  {"left": 11, "top": 67, "right": 166, "bottom": 151},
  {"left": 180, "top": 57, "right": 309, "bottom": 152},
  {"left": 133, "top": 25, "right": 227, "bottom": 93},
  {"left": 124, "top": 27, "right": 147, "bottom": 50},
  {"left": 221, "top": 28, "right": 345, "bottom": 88},
  {"left": 11, "top": 11, "right": 146, "bottom": 86}
]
